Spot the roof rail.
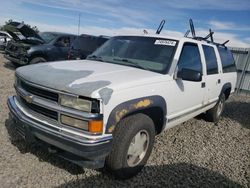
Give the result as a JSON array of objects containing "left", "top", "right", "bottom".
[{"left": 186, "top": 19, "right": 229, "bottom": 46}]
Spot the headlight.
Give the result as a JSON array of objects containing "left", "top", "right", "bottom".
[{"left": 60, "top": 94, "right": 92, "bottom": 112}]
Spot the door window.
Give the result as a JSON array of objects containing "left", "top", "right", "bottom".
[
  {"left": 178, "top": 43, "right": 202, "bottom": 73},
  {"left": 57, "top": 37, "right": 70, "bottom": 47},
  {"left": 202, "top": 45, "right": 218, "bottom": 75}
]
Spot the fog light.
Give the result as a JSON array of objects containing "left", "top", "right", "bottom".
[{"left": 61, "top": 115, "right": 88, "bottom": 131}]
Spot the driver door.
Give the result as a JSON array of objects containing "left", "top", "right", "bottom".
[{"left": 167, "top": 42, "right": 206, "bottom": 122}]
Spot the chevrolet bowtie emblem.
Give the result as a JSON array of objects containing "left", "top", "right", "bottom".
[{"left": 24, "top": 94, "right": 34, "bottom": 103}]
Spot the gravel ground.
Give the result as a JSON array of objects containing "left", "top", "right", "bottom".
[{"left": 0, "top": 54, "right": 249, "bottom": 188}]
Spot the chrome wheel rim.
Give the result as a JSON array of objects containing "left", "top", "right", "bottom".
[{"left": 127, "top": 130, "right": 149, "bottom": 167}]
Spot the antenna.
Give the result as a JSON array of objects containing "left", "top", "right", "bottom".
[
  {"left": 156, "top": 20, "right": 165, "bottom": 34},
  {"left": 189, "top": 19, "right": 196, "bottom": 38},
  {"left": 184, "top": 30, "right": 190, "bottom": 37},
  {"left": 78, "top": 13, "right": 81, "bottom": 35}
]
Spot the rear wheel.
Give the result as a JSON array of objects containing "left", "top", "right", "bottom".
[
  {"left": 29, "top": 57, "right": 46, "bottom": 64},
  {"left": 205, "top": 93, "right": 226, "bottom": 123},
  {"left": 105, "top": 113, "right": 155, "bottom": 179}
]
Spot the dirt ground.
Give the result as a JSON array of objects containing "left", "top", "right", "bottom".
[{"left": 0, "top": 54, "right": 249, "bottom": 187}]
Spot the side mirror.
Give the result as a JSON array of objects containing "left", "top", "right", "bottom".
[{"left": 177, "top": 68, "right": 202, "bottom": 82}]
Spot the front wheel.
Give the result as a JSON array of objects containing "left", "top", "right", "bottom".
[
  {"left": 105, "top": 113, "right": 155, "bottom": 179},
  {"left": 205, "top": 93, "right": 226, "bottom": 123}
]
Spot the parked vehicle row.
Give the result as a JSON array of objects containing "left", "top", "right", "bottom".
[
  {"left": 5, "top": 19, "right": 237, "bottom": 179},
  {"left": 2, "top": 22, "right": 108, "bottom": 66}
]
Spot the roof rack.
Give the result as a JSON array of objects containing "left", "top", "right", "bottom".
[{"left": 184, "top": 19, "right": 229, "bottom": 47}]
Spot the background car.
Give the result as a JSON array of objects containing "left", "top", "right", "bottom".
[
  {"left": 68, "top": 34, "right": 109, "bottom": 60},
  {"left": 0, "top": 31, "right": 13, "bottom": 52},
  {"left": 4, "top": 21, "right": 77, "bottom": 66}
]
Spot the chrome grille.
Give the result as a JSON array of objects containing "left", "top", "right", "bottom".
[
  {"left": 20, "top": 96, "right": 58, "bottom": 120},
  {"left": 20, "top": 79, "right": 59, "bottom": 102},
  {"left": 16, "top": 77, "right": 59, "bottom": 121}
]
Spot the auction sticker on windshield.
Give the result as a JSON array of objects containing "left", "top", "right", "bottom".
[{"left": 154, "top": 40, "right": 176, "bottom": 46}]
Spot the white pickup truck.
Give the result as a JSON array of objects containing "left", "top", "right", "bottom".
[{"left": 7, "top": 34, "right": 237, "bottom": 179}]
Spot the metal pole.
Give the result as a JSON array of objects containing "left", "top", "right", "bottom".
[{"left": 78, "top": 13, "right": 81, "bottom": 35}]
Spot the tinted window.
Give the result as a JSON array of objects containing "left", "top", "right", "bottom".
[
  {"left": 217, "top": 47, "right": 236, "bottom": 73},
  {"left": 202, "top": 45, "right": 218, "bottom": 75},
  {"left": 178, "top": 43, "right": 202, "bottom": 73}
]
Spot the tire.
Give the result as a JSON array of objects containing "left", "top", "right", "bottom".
[
  {"left": 105, "top": 113, "right": 155, "bottom": 179},
  {"left": 29, "top": 57, "right": 46, "bottom": 64},
  {"left": 205, "top": 93, "right": 226, "bottom": 123}
]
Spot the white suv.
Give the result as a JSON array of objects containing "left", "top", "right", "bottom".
[{"left": 8, "top": 34, "right": 237, "bottom": 179}]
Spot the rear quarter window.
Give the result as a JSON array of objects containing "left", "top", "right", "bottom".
[
  {"left": 202, "top": 45, "right": 218, "bottom": 75},
  {"left": 217, "top": 47, "right": 236, "bottom": 73}
]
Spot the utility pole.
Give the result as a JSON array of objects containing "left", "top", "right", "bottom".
[{"left": 78, "top": 13, "right": 81, "bottom": 35}]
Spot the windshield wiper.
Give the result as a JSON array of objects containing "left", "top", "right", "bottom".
[
  {"left": 113, "top": 58, "right": 149, "bottom": 71},
  {"left": 87, "top": 55, "right": 103, "bottom": 62}
]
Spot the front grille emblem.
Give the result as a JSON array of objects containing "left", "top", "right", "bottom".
[{"left": 24, "top": 94, "right": 34, "bottom": 103}]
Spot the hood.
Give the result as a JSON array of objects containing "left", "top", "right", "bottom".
[
  {"left": 4, "top": 22, "right": 44, "bottom": 43},
  {"left": 16, "top": 60, "right": 170, "bottom": 101},
  {"left": 3, "top": 30, "right": 19, "bottom": 41}
]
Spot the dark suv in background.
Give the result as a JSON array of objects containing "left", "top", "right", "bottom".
[
  {"left": 4, "top": 22, "right": 76, "bottom": 66},
  {"left": 68, "top": 34, "right": 109, "bottom": 60}
]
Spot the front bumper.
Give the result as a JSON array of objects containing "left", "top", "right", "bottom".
[
  {"left": 7, "top": 96, "right": 113, "bottom": 168},
  {"left": 4, "top": 53, "right": 28, "bottom": 65}
]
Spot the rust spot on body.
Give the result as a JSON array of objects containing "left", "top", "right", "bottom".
[
  {"left": 115, "top": 109, "right": 128, "bottom": 122},
  {"left": 108, "top": 125, "right": 115, "bottom": 133},
  {"left": 133, "top": 99, "right": 152, "bottom": 109}
]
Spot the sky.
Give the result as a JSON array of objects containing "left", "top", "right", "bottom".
[{"left": 0, "top": 0, "right": 249, "bottom": 47}]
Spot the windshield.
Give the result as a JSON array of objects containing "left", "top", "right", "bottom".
[
  {"left": 87, "top": 36, "right": 177, "bottom": 73},
  {"left": 40, "top": 32, "right": 57, "bottom": 43}
]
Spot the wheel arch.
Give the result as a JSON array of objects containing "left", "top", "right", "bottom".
[
  {"left": 29, "top": 51, "right": 48, "bottom": 62},
  {"left": 220, "top": 82, "right": 232, "bottom": 100},
  {"left": 105, "top": 96, "right": 167, "bottom": 135}
]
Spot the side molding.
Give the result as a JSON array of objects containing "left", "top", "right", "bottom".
[{"left": 105, "top": 96, "right": 167, "bottom": 134}]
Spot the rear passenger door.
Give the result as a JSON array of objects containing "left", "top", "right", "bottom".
[{"left": 201, "top": 45, "right": 221, "bottom": 104}]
